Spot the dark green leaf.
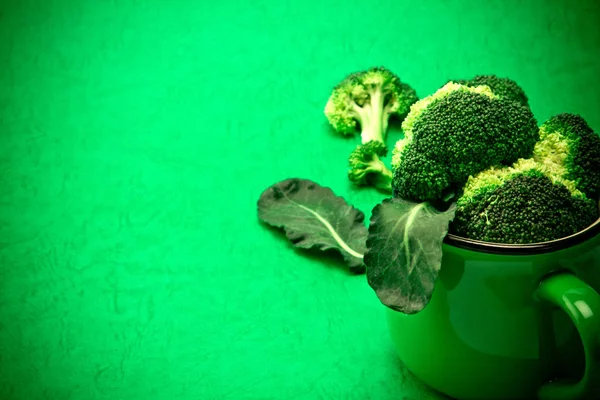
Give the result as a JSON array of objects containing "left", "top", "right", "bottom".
[
  {"left": 257, "top": 178, "right": 368, "bottom": 272},
  {"left": 365, "top": 198, "right": 457, "bottom": 313}
]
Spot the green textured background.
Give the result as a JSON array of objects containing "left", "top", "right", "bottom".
[{"left": 1, "top": 1, "right": 599, "bottom": 399}]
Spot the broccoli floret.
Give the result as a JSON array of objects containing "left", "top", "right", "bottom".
[
  {"left": 450, "top": 75, "right": 529, "bottom": 107},
  {"left": 347, "top": 141, "right": 393, "bottom": 192},
  {"left": 535, "top": 113, "right": 600, "bottom": 201},
  {"left": 324, "top": 66, "right": 418, "bottom": 146},
  {"left": 391, "top": 82, "right": 539, "bottom": 202},
  {"left": 450, "top": 160, "right": 598, "bottom": 244}
]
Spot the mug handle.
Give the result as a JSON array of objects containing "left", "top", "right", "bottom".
[{"left": 535, "top": 272, "right": 600, "bottom": 400}]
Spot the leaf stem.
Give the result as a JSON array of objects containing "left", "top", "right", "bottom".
[{"left": 284, "top": 195, "right": 364, "bottom": 260}]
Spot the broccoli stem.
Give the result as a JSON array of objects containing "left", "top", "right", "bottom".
[
  {"left": 352, "top": 88, "right": 388, "bottom": 145},
  {"left": 373, "top": 163, "right": 393, "bottom": 192},
  {"left": 367, "top": 153, "right": 393, "bottom": 192}
]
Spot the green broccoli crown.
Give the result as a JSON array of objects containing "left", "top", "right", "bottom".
[
  {"left": 451, "top": 165, "right": 598, "bottom": 244},
  {"left": 451, "top": 75, "right": 529, "bottom": 107},
  {"left": 347, "top": 140, "right": 392, "bottom": 192},
  {"left": 324, "top": 66, "right": 418, "bottom": 143},
  {"left": 541, "top": 113, "right": 593, "bottom": 136},
  {"left": 391, "top": 82, "right": 539, "bottom": 202},
  {"left": 537, "top": 113, "right": 600, "bottom": 200}
]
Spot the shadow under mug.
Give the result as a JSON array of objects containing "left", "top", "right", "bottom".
[{"left": 387, "top": 218, "right": 600, "bottom": 400}]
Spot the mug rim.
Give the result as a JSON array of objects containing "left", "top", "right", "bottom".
[{"left": 444, "top": 217, "right": 600, "bottom": 255}]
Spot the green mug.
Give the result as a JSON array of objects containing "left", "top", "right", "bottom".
[{"left": 387, "top": 218, "right": 600, "bottom": 400}]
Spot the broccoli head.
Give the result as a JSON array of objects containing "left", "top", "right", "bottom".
[
  {"left": 324, "top": 66, "right": 418, "bottom": 146},
  {"left": 449, "top": 75, "right": 529, "bottom": 107},
  {"left": 450, "top": 159, "right": 598, "bottom": 244},
  {"left": 391, "top": 82, "right": 539, "bottom": 202},
  {"left": 535, "top": 113, "right": 600, "bottom": 201},
  {"left": 347, "top": 141, "right": 393, "bottom": 192}
]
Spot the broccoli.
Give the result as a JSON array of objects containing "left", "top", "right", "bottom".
[
  {"left": 450, "top": 159, "right": 598, "bottom": 244},
  {"left": 449, "top": 74, "right": 530, "bottom": 107},
  {"left": 324, "top": 66, "right": 418, "bottom": 146},
  {"left": 534, "top": 113, "right": 600, "bottom": 201},
  {"left": 347, "top": 141, "right": 393, "bottom": 192},
  {"left": 391, "top": 82, "right": 539, "bottom": 203}
]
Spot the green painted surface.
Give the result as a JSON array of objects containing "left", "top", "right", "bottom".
[{"left": 0, "top": 1, "right": 599, "bottom": 399}]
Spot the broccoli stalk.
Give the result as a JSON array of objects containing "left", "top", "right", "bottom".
[
  {"left": 347, "top": 141, "right": 393, "bottom": 193},
  {"left": 349, "top": 83, "right": 390, "bottom": 145}
]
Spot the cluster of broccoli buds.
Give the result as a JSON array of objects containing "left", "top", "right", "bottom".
[{"left": 324, "top": 68, "right": 600, "bottom": 244}]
